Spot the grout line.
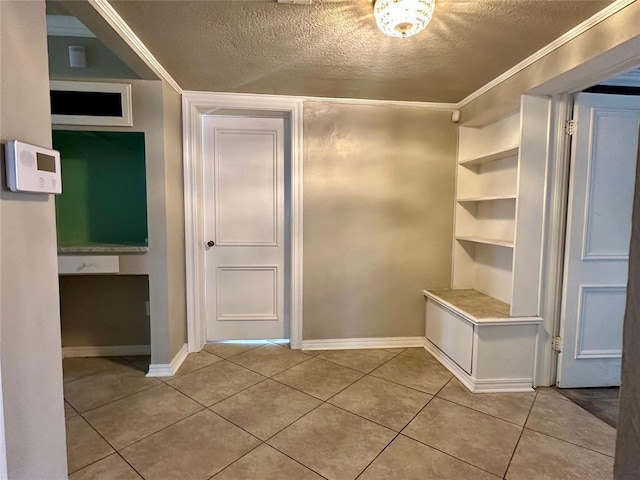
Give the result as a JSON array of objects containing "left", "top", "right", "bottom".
[
  {"left": 114, "top": 450, "right": 147, "bottom": 479},
  {"left": 367, "top": 370, "right": 450, "bottom": 397},
  {"left": 67, "top": 417, "right": 120, "bottom": 474},
  {"left": 265, "top": 442, "right": 330, "bottom": 479},
  {"left": 354, "top": 373, "right": 452, "bottom": 479},
  {"left": 204, "top": 442, "right": 266, "bottom": 480},
  {"left": 390, "top": 376, "right": 509, "bottom": 478},
  {"left": 159, "top": 352, "right": 225, "bottom": 381},
  {"left": 113, "top": 408, "right": 209, "bottom": 453},
  {"left": 63, "top": 361, "right": 133, "bottom": 386},
  {"left": 205, "top": 377, "right": 272, "bottom": 409},
  {"left": 522, "top": 391, "right": 616, "bottom": 458},
  {"left": 502, "top": 390, "right": 538, "bottom": 478},
  {"left": 310, "top": 349, "right": 400, "bottom": 375},
  {"left": 521, "top": 426, "right": 616, "bottom": 458},
  {"left": 224, "top": 344, "right": 315, "bottom": 378},
  {"left": 202, "top": 343, "right": 263, "bottom": 360},
  {"left": 433, "top": 395, "right": 533, "bottom": 428},
  {"left": 399, "top": 431, "right": 503, "bottom": 479},
  {"left": 73, "top": 380, "right": 161, "bottom": 416}
]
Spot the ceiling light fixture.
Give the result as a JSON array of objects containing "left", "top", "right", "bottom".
[{"left": 374, "top": 0, "right": 435, "bottom": 38}]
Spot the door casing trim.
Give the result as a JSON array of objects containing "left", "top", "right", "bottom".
[{"left": 183, "top": 92, "right": 304, "bottom": 351}]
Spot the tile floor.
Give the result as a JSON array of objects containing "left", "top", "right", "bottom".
[
  {"left": 63, "top": 343, "right": 616, "bottom": 480},
  {"left": 556, "top": 387, "right": 619, "bottom": 428}
]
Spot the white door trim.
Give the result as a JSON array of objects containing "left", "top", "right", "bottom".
[
  {"left": 183, "top": 92, "right": 304, "bottom": 351},
  {"left": 535, "top": 95, "right": 573, "bottom": 387}
]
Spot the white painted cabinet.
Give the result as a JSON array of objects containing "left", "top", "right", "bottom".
[
  {"left": 424, "top": 290, "right": 541, "bottom": 392},
  {"left": 425, "top": 97, "right": 549, "bottom": 392}
]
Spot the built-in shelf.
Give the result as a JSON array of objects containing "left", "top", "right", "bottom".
[
  {"left": 456, "top": 236, "right": 514, "bottom": 248},
  {"left": 459, "top": 146, "right": 519, "bottom": 167},
  {"left": 457, "top": 195, "right": 517, "bottom": 203},
  {"left": 58, "top": 243, "right": 149, "bottom": 254}
]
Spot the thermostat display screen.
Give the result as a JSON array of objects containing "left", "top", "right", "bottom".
[{"left": 37, "top": 152, "right": 56, "bottom": 173}]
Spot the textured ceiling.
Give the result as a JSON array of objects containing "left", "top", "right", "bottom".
[{"left": 110, "top": 0, "right": 613, "bottom": 103}]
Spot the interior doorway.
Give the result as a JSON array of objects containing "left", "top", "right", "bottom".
[
  {"left": 202, "top": 115, "right": 291, "bottom": 341},
  {"left": 182, "top": 93, "right": 304, "bottom": 352},
  {"left": 556, "top": 91, "right": 640, "bottom": 388}
]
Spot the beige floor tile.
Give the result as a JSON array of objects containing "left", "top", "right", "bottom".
[
  {"left": 172, "top": 351, "right": 222, "bottom": 377},
  {"left": 63, "top": 357, "right": 129, "bottom": 383},
  {"left": 269, "top": 403, "right": 395, "bottom": 480},
  {"left": 212, "top": 443, "right": 323, "bottom": 480},
  {"left": 69, "top": 453, "right": 142, "bottom": 480},
  {"left": 120, "top": 410, "right": 260, "bottom": 480},
  {"left": 370, "top": 354, "right": 452, "bottom": 394},
  {"left": 229, "top": 344, "right": 311, "bottom": 376},
  {"left": 65, "top": 401, "right": 78, "bottom": 419},
  {"left": 537, "top": 386, "right": 572, "bottom": 401},
  {"left": 526, "top": 393, "right": 616, "bottom": 456},
  {"left": 317, "top": 349, "right": 395, "bottom": 373},
  {"left": 401, "top": 347, "right": 440, "bottom": 363},
  {"left": 329, "top": 376, "right": 432, "bottom": 431},
  {"left": 383, "top": 348, "right": 406, "bottom": 353},
  {"left": 66, "top": 416, "right": 114, "bottom": 474},
  {"left": 211, "top": 379, "right": 321, "bottom": 440},
  {"left": 403, "top": 397, "right": 521, "bottom": 477},
  {"left": 437, "top": 378, "right": 535, "bottom": 425},
  {"left": 167, "top": 360, "right": 264, "bottom": 406},
  {"left": 64, "top": 365, "right": 161, "bottom": 413},
  {"left": 84, "top": 384, "right": 203, "bottom": 449},
  {"left": 299, "top": 349, "right": 325, "bottom": 356},
  {"left": 203, "top": 342, "right": 262, "bottom": 359},
  {"left": 506, "top": 429, "right": 614, "bottom": 480},
  {"left": 272, "top": 357, "right": 364, "bottom": 400},
  {"left": 123, "top": 356, "right": 151, "bottom": 374},
  {"left": 359, "top": 435, "right": 500, "bottom": 480}
]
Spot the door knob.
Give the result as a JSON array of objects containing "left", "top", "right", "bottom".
[{"left": 207, "top": 240, "right": 215, "bottom": 247}]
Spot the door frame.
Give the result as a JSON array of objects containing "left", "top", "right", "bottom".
[
  {"left": 183, "top": 92, "right": 304, "bottom": 351},
  {"left": 537, "top": 90, "right": 640, "bottom": 386}
]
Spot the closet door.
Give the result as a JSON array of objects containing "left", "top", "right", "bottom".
[{"left": 557, "top": 93, "right": 640, "bottom": 387}]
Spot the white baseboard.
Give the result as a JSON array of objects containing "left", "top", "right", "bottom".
[
  {"left": 424, "top": 338, "right": 534, "bottom": 393},
  {"left": 62, "top": 345, "right": 150, "bottom": 358},
  {"left": 146, "top": 343, "right": 188, "bottom": 377},
  {"left": 301, "top": 336, "right": 425, "bottom": 351}
]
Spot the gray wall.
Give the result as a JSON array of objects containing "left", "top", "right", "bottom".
[
  {"left": 302, "top": 102, "right": 456, "bottom": 339},
  {"left": 47, "top": 35, "right": 138, "bottom": 79},
  {"left": 0, "top": 1, "right": 68, "bottom": 477},
  {"left": 614, "top": 130, "right": 640, "bottom": 480},
  {"left": 161, "top": 82, "right": 187, "bottom": 359},
  {"left": 54, "top": 79, "right": 187, "bottom": 364}
]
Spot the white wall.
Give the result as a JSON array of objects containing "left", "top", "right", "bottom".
[{"left": 0, "top": 1, "right": 68, "bottom": 478}]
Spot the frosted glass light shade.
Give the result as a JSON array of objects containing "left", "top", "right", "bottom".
[{"left": 374, "top": 0, "right": 435, "bottom": 38}]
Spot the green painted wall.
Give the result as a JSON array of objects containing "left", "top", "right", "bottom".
[{"left": 53, "top": 130, "right": 148, "bottom": 246}]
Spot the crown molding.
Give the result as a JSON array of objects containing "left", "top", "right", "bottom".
[
  {"left": 301, "top": 94, "right": 456, "bottom": 110},
  {"left": 457, "top": 0, "right": 638, "bottom": 109},
  {"left": 47, "top": 15, "right": 96, "bottom": 38},
  {"left": 88, "top": 0, "right": 634, "bottom": 110},
  {"left": 87, "top": 0, "right": 182, "bottom": 94},
  {"left": 182, "top": 90, "right": 457, "bottom": 110}
]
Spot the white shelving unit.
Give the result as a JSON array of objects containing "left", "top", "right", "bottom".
[
  {"left": 424, "top": 98, "right": 550, "bottom": 393},
  {"left": 453, "top": 112, "right": 520, "bottom": 305}
]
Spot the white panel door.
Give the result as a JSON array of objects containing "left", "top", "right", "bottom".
[
  {"left": 558, "top": 93, "right": 640, "bottom": 387},
  {"left": 203, "top": 116, "right": 286, "bottom": 340}
]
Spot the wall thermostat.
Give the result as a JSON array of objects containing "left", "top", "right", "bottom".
[{"left": 5, "top": 140, "right": 62, "bottom": 194}]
